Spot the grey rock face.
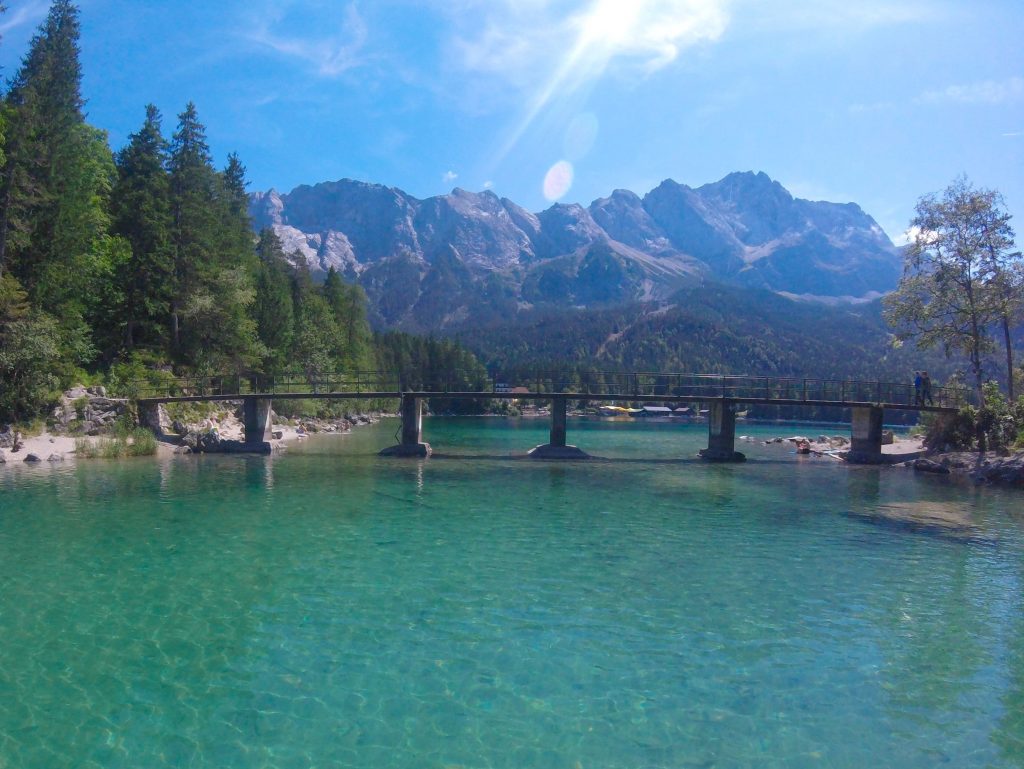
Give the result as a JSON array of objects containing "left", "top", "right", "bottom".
[
  {"left": 51, "top": 386, "right": 128, "bottom": 435},
  {"left": 249, "top": 172, "right": 902, "bottom": 330}
]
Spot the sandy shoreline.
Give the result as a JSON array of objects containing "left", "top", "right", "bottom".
[
  {"left": 1, "top": 422, "right": 310, "bottom": 465},
  {"left": 2, "top": 423, "right": 926, "bottom": 466}
]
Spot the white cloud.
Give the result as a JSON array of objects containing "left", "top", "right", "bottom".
[
  {"left": 442, "top": 170, "right": 459, "bottom": 184},
  {"left": 448, "top": 0, "right": 728, "bottom": 86},
  {"left": 916, "top": 76, "right": 1024, "bottom": 106},
  {"left": 0, "top": 0, "right": 48, "bottom": 36},
  {"left": 483, "top": 180, "right": 494, "bottom": 189},
  {"left": 441, "top": 1, "right": 729, "bottom": 163},
  {"left": 247, "top": 3, "right": 368, "bottom": 77},
  {"left": 893, "top": 226, "right": 920, "bottom": 247}
]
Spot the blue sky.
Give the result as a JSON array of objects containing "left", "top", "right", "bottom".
[{"left": 1, "top": 0, "right": 1022, "bottom": 241}]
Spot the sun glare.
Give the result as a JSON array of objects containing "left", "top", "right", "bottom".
[
  {"left": 577, "top": 1, "right": 644, "bottom": 48},
  {"left": 492, "top": 0, "right": 728, "bottom": 169}
]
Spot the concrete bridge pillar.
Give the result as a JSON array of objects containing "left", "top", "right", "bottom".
[
  {"left": 528, "top": 396, "right": 590, "bottom": 459},
  {"left": 242, "top": 397, "right": 273, "bottom": 452},
  {"left": 380, "top": 395, "right": 431, "bottom": 457},
  {"left": 138, "top": 402, "right": 167, "bottom": 437},
  {"left": 846, "top": 406, "right": 885, "bottom": 464},
  {"left": 699, "top": 401, "right": 745, "bottom": 462},
  {"left": 550, "top": 396, "right": 567, "bottom": 447}
]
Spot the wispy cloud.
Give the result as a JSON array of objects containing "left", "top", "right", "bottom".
[
  {"left": 0, "top": 0, "right": 48, "bottom": 37},
  {"left": 442, "top": 170, "right": 458, "bottom": 184},
  {"left": 441, "top": 1, "right": 729, "bottom": 163},
  {"left": 916, "top": 76, "right": 1024, "bottom": 106},
  {"left": 449, "top": 0, "right": 728, "bottom": 86},
  {"left": 246, "top": 3, "right": 368, "bottom": 77}
]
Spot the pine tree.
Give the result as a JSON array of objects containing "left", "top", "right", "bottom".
[
  {"left": 0, "top": 0, "right": 112, "bottom": 369},
  {"left": 322, "top": 267, "right": 373, "bottom": 371},
  {"left": 218, "top": 152, "right": 255, "bottom": 271},
  {"left": 168, "top": 101, "right": 219, "bottom": 354},
  {"left": 111, "top": 104, "right": 174, "bottom": 351},
  {"left": 253, "top": 229, "right": 295, "bottom": 372}
]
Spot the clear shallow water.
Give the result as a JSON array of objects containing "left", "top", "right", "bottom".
[{"left": 1, "top": 418, "right": 1022, "bottom": 769}]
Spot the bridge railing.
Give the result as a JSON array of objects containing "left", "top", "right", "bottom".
[
  {"left": 132, "top": 371, "right": 402, "bottom": 399},
  {"left": 132, "top": 369, "right": 970, "bottom": 409},
  {"left": 495, "top": 371, "right": 968, "bottom": 408}
]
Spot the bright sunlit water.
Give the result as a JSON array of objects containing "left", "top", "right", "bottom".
[{"left": 1, "top": 418, "right": 1022, "bottom": 768}]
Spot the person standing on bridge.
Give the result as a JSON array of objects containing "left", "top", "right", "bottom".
[
  {"left": 922, "top": 371, "right": 933, "bottom": 405},
  {"left": 913, "top": 371, "right": 923, "bottom": 405}
]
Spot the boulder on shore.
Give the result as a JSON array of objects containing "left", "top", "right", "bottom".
[
  {"left": 913, "top": 458, "right": 950, "bottom": 475},
  {"left": 51, "top": 385, "right": 128, "bottom": 435}
]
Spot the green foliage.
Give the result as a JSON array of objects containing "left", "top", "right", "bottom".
[
  {"left": 253, "top": 229, "right": 295, "bottom": 370},
  {"left": 106, "top": 353, "right": 176, "bottom": 399},
  {"left": 163, "top": 400, "right": 219, "bottom": 425},
  {"left": 923, "top": 382, "right": 1024, "bottom": 453},
  {"left": 180, "top": 267, "right": 263, "bottom": 373},
  {"left": 376, "top": 331, "right": 492, "bottom": 413},
  {"left": 977, "top": 382, "right": 1024, "bottom": 454},
  {"left": 75, "top": 426, "right": 157, "bottom": 458},
  {"left": 884, "top": 177, "right": 1021, "bottom": 402},
  {"left": 0, "top": 308, "right": 63, "bottom": 423},
  {"left": 922, "top": 408, "right": 979, "bottom": 452},
  {"left": 111, "top": 104, "right": 174, "bottom": 351}
]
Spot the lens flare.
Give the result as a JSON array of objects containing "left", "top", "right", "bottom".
[{"left": 543, "top": 160, "right": 574, "bottom": 201}]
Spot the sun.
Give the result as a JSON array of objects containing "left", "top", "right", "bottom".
[{"left": 577, "top": 0, "right": 644, "bottom": 49}]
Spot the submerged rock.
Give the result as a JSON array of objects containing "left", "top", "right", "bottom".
[{"left": 845, "top": 501, "right": 980, "bottom": 539}]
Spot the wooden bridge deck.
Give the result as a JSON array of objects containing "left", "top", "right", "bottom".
[
  {"left": 133, "top": 371, "right": 965, "bottom": 463},
  {"left": 133, "top": 370, "right": 964, "bottom": 413}
]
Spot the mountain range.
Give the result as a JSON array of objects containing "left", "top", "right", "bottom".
[{"left": 249, "top": 171, "right": 902, "bottom": 332}]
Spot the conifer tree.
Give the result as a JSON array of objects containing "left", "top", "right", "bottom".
[
  {"left": 0, "top": 0, "right": 113, "bottom": 363},
  {"left": 111, "top": 105, "right": 174, "bottom": 351},
  {"left": 0, "top": 0, "right": 88, "bottom": 286},
  {"left": 168, "top": 101, "right": 219, "bottom": 353},
  {"left": 253, "top": 229, "right": 295, "bottom": 371},
  {"left": 322, "top": 266, "right": 372, "bottom": 370},
  {"left": 219, "top": 152, "right": 255, "bottom": 271}
]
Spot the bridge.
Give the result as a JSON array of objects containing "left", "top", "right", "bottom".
[{"left": 134, "top": 371, "right": 963, "bottom": 464}]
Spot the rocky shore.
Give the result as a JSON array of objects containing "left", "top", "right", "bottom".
[
  {"left": 0, "top": 386, "right": 387, "bottom": 465},
  {"left": 911, "top": 451, "right": 1024, "bottom": 488},
  {"left": 148, "top": 402, "right": 384, "bottom": 455}
]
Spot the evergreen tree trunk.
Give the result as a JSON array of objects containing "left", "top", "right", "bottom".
[{"left": 1003, "top": 314, "right": 1015, "bottom": 402}]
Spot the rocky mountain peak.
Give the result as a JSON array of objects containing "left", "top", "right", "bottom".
[{"left": 249, "top": 171, "right": 903, "bottom": 331}]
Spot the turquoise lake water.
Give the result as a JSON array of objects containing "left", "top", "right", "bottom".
[{"left": 1, "top": 417, "right": 1022, "bottom": 768}]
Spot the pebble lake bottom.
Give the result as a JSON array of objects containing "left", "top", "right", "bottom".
[{"left": 1, "top": 418, "right": 1022, "bottom": 769}]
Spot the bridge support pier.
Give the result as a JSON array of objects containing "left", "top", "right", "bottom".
[
  {"left": 242, "top": 397, "right": 274, "bottom": 453},
  {"left": 699, "top": 401, "right": 746, "bottom": 462},
  {"left": 380, "top": 395, "right": 431, "bottom": 457},
  {"left": 529, "top": 396, "right": 590, "bottom": 459},
  {"left": 846, "top": 406, "right": 885, "bottom": 464}
]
